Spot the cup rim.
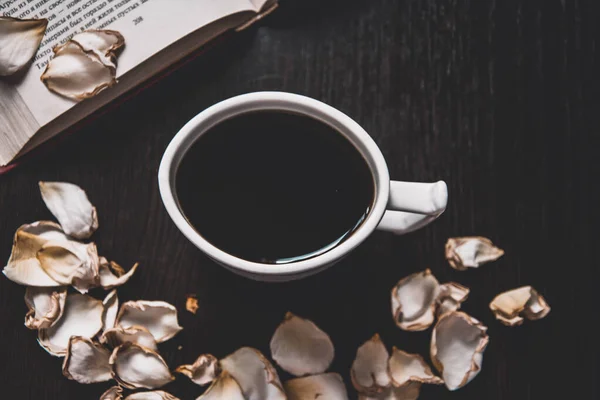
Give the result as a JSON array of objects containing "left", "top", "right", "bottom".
[{"left": 158, "top": 92, "right": 390, "bottom": 276}]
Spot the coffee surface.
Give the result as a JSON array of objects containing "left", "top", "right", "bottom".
[{"left": 176, "top": 111, "right": 374, "bottom": 264}]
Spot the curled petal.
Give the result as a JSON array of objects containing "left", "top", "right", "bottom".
[
  {"left": 109, "top": 343, "right": 174, "bottom": 389},
  {"left": 284, "top": 373, "right": 349, "bottom": 400},
  {"left": 0, "top": 16, "right": 48, "bottom": 76},
  {"left": 99, "top": 258, "right": 139, "bottom": 289},
  {"left": 445, "top": 237, "right": 504, "bottom": 271},
  {"left": 270, "top": 312, "right": 334, "bottom": 376},
  {"left": 38, "top": 293, "right": 104, "bottom": 356},
  {"left": 351, "top": 334, "right": 391, "bottom": 394},
  {"left": 391, "top": 269, "right": 440, "bottom": 331},
  {"left": 197, "top": 371, "right": 245, "bottom": 400},
  {"left": 388, "top": 347, "right": 443, "bottom": 387},
  {"left": 176, "top": 354, "right": 220, "bottom": 386},
  {"left": 102, "top": 289, "right": 119, "bottom": 331},
  {"left": 221, "top": 347, "right": 286, "bottom": 400},
  {"left": 489, "top": 286, "right": 550, "bottom": 326},
  {"left": 39, "top": 181, "right": 98, "bottom": 239},
  {"left": 3, "top": 221, "right": 66, "bottom": 287},
  {"left": 124, "top": 392, "right": 180, "bottom": 400},
  {"left": 40, "top": 40, "right": 116, "bottom": 100},
  {"left": 116, "top": 300, "right": 182, "bottom": 343},
  {"left": 70, "top": 30, "right": 124, "bottom": 67},
  {"left": 24, "top": 286, "right": 66, "bottom": 330},
  {"left": 62, "top": 336, "right": 112, "bottom": 383},
  {"left": 430, "top": 311, "right": 489, "bottom": 391},
  {"left": 37, "top": 240, "right": 100, "bottom": 293},
  {"left": 100, "top": 386, "right": 123, "bottom": 400},
  {"left": 436, "top": 282, "right": 470, "bottom": 317},
  {"left": 101, "top": 326, "right": 157, "bottom": 351}
]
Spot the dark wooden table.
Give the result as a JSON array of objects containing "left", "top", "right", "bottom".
[{"left": 1, "top": 0, "right": 597, "bottom": 399}]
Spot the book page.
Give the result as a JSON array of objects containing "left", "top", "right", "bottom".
[{"left": 0, "top": 0, "right": 265, "bottom": 126}]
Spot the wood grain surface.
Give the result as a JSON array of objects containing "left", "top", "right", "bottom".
[{"left": 0, "top": 0, "right": 597, "bottom": 398}]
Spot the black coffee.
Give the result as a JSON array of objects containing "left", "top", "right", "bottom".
[{"left": 176, "top": 111, "right": 374, "bottom": 264}]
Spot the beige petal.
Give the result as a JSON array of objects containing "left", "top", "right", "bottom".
[
  {"left": 116, "top": 301, "right": 182, "bottom": 343},
  {"left": 39, "top": 181, "right": 99, "bottom": 239},
  {"left": 391, "top": 270, "right": 440, "bottom": 331},
  {"left": 284, "top": 373, "right": 349, "bottom": 400},
  {"left": 125, "top": 392, "right": 180, "bottom": 400},
  {"left": 186, "top": 295, "right": 199, "bottom": 314},
  {"left": 62, "top": 336, "right": 112, "bottom": 383},
  {"left": 98, "top": 257, "right": 139, "bottom": 289},
  {"left": 24, "top": 286, "right": 66, "bottom": 330},
  {"left": 221, "top": 347, "right": 286, "bottom": 400},
  {"left": 101, "top": 326, "right": 157, "bottom": 351},
  {"left": 2, "top": 221, "right": 66, "bottom": 287},
  {"left": 102, "top": 289, "right": 119, "bottom": 331},
  {"left": 38, "top": 293, "right": 104, "bottom": 356},
  {"left": 436, "top": 282, "right": 470, "bottom": 317},
  {"left": 270, "top": 312, "right": 334, "bottom": 376},
  {"left": 110, "top": 343, "right": 174, "bottom": 389},
  {"left": 37, "top": 240, "right": 100, "bottom": 293},
  {"left": 100, "top": 386, "right": 123, "bottom": 400},
  {"left": 70, "top": 30, "right": 124, "bottom": 67},
  {"left": 197, "top": 371, "right": 245, "bottom": 400},
  {"left": 40, "top": 40, "right": 115, "bottom": 100},
  {"left": 0, "top": 17, "right": 47, "bottom": 76},
  {"left": 430, "top": 311, "right": 489, "bottom": 391},
  {"left": 176, "top": 354, "right": 220, "bottom": 386},
  {"left": 358, "top": 383, "right": 421, "bottom": 400},
  {"left": 351, "top": 334, "right": 391, "bottom": 394},
  {"left": 489, "top": 286, "right": 550, "bottom": 326},
  {"left": 388, "top": 347, "right": 442, "bottom": 387},
  {"left": 445, "top": 237, "right": 504, "bottom": 270}
]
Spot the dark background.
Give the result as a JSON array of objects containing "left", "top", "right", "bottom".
[{"left": 1, "top": 0, "right": 598, "bottom": 399}]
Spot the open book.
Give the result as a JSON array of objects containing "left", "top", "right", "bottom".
[{"left": 0, "top": 0, "right": 277, "bottom": 167}]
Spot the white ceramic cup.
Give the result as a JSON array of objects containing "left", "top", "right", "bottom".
[{"left": 159, "top": 92, "right": 447, "bottom": 281}]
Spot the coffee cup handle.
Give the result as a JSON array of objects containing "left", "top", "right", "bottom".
[{"left": 376, "top": 180, "right": 448, "bottom": 235}]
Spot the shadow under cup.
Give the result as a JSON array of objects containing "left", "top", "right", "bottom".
[{"left": 174, "top": 110, "right": 377, "bottom": 265}]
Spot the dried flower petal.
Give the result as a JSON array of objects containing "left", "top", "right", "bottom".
[
  {"left": 391, "top": 269, "right": 440, "bottom": 331},
  {"left": 99, "top": 258, "right": 139, "bottom": 289},
  {"left": 100, "top": 386, "right": 123, "bottom": 400},
  {"left": 37, "top": 240, "right": 99, "bottom": 293},
  {"left": 3, "top": 221, "right": 67, "bottom": 287},
  {"left": 186, "top": 295, "right": 199, "bottom": 314},
  {"left": 24, "top": 286, "right": 66, "bottom": 330},
  {"left": 489, "top": 286, "right": 550, "bottom": 326},
  {"left": 358, "top": 383, "right": 421, "bottom": 400},
  {"left": 70, "top": 30, "right": 124, "bottom": 68},
  {"left": 39, "top": 181, "right": 99, "bottom": 239},
  {"left": 110, "top": 343, "right": 174, "bottom": 389},
  {"left": 116, "top": 301, "right": 182, "bottom": 343},
  {"left": 62, "top": 336, "right": 111, "bottom": 383},
  {"left": 101, "top": 326, "right": 157, "bottom": 351},
  {"left": 102, "top": 289, "right": 119, "bottom": 331},
  {"left": 124, "top": 392, "right": 180, "bottom": 400},
  {"left": 176, "top": 354, "right": 220, "bottom": 386},
  {"left": 436, "top": 282, "right": 470, "bottom": 317},
  {"left": 270, "top": 312, "right": 334, "bottom": 376},
  {"left": 197, "top": 371, "right": 245, "bottom": 400},
  {"left": 40, "top": 40, "right": 116, "bottom": 100},
  {"left": 388, "top": 347, "right": 443, "bottom": 387},
  {"left": 430, "top": 311, "right": 489, "bottom": 390},
  {"left": 0, "top": 16, "right": 48, "bottom": 76},
  {"left": 38, "top": 293, "right": 104, "bottom": 356},
  {"left": 221, "top": 347, "right": 286, "bottom": 400},
  {"left": 284, "top": 373, "right": 349, "bottom": 400},
  {"left": 351, "top": 334, "right": 391, "bottom": 394},
  {"left": 445, "top": 237, "right": 504, "bottom": 271}
]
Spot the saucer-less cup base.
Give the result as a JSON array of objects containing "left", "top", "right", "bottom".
[{"left": 159, "top": 92, "right": 447, "bottom": 282}]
